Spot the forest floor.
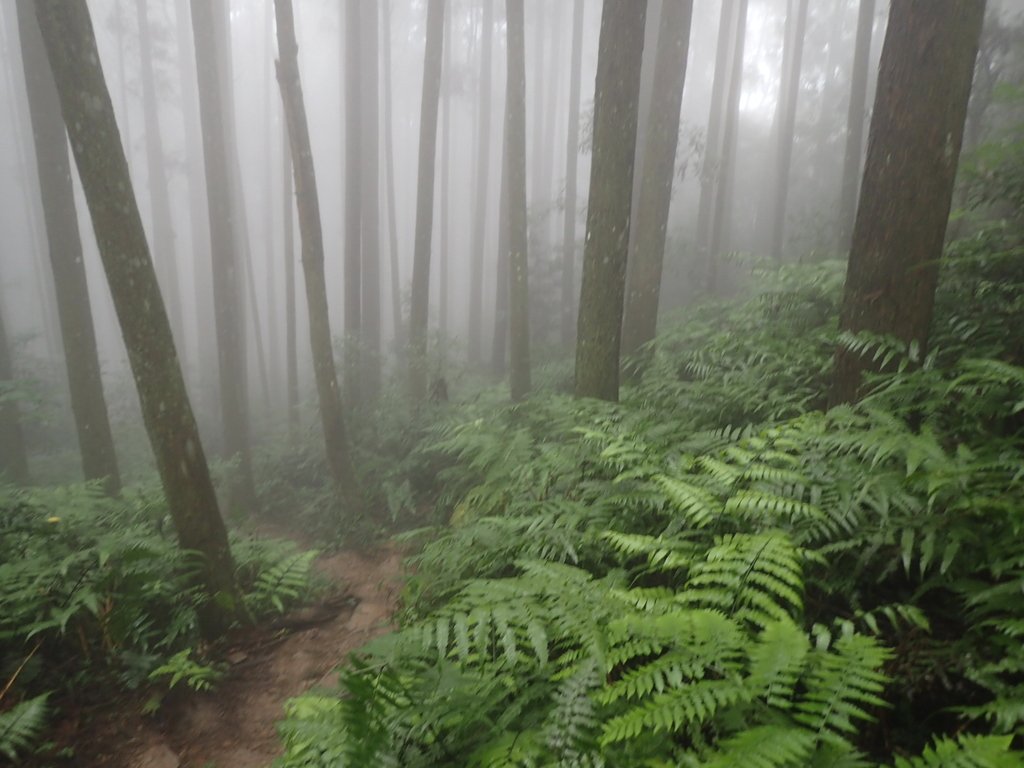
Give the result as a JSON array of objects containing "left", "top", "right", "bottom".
[{"left": 70, "top": 532, "right": 405, "bottom": 768}]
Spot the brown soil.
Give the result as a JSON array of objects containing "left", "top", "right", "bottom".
[{"left": 74, "top": 545, "right": 404, "bottom": 768}]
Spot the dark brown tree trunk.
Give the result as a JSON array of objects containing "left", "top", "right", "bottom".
[
  {"left": 506, "top": 0, "right": 530, "bottom": 401},
  {"left": 620, "top": 0, "right": 694, "bottom": 364},
  {"left": 836, "top": 0, "right": 876, "bottom": 253},
  {"left": 381, "top": 0, "right": 403, "bottom": 352},
  {"left": 560, "top": 0, "right": 584, "bottom": 349},
  {"left": 830, "top": 0, "right": 985, "bottom": 407},
  {"left": 343, "top": 0, "right": 362, "bottom": 408},
  {"left": 275, "top": 0, "right": 360, "bottom": 500},
  {"left": 360, "top": 0, "right": 381, "bottom": 399},
  {"left": 407, "top": 0, "right": 445, "bottom": 403},
  {"left": 191, "top": 0, "right": 257, "bottom": 514},
  {"left": 15, "top": 0, "right": 121, "bottom": 494},
  {"left": 33, "top": 0, "right": 244, "bottom": 639},
  {"left": 0, "top": 300, "right": 29, "bottom": 485},
  {"left": 573, "top": 0, "right": 647, "bottom": 402}
]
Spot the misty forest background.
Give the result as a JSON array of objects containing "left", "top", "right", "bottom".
[{"left": 2, "top": 0, "right": 1024, "bottom": 765}]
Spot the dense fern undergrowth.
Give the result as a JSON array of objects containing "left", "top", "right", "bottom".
[{"left": 276, "top": 230, "right": 1024, "bottom": 765}]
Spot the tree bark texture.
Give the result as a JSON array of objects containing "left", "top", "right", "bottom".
[
  {"left": 574, "top": 0, "right": 647, "bottom": 402},
  {"left": 830, "top": 0, "right": 985, "bottom": 406}
]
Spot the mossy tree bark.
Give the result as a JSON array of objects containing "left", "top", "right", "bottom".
[
  {"left": 573, "top": 0, "right": 647, "bottom": 402},
  {"left": 830, "top": 0, "right": 985, "bottom": 406},
  {"left": 620, "top": 0, "right": 694, "bottom": 366},
  {"left": 32, "top": 0, "right": 244, "bottom": 639},
  {"left": 274, "top": 0, "right": 360, "bottom": 501},
  {"left": 15, "top": 0, "right": 120, "bottom": 495}
]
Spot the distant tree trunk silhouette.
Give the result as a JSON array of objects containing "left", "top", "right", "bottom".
[
  {"left": 491, "top": 134, "right": 510, "bottom": 377},
  {"left": 135, "top": 0, "right": 184, "bottom": 349},
  {"left": 15, "top": 0, "right": 121, "bottom": 494},
  {"left": 574, "top": 0, "right": 647, "bottom": 402},
  {"left": 506, "top": 0, "right": 530, "bottom": 401},
  {"left": 191, "top": 0, "right": 257, "bottom": 514},
  {"left": 621, "top": 0, "right": 694, "bottom": 365},
  {"left": 283, "top": 122, "right": 299, "bottom": 440},
  {"left": 438, "top": 1, "right": 452, "bottom": 354},
  {"left": 275, "top": 0, "right": 360, "bottom": 500},
  {"left": 360, "top": 0, "right": 381, "bottom": 399},
  {"left": 343, "top": 0, "right": 362, "bottom": 408},
  {"left": 765, "top": 0, "right": 808, "bottom": 262},
  {"left": 830, "top": 0, "right": 985, "bottom": 407},
  {"left": 408, "top": 0, "right": 445, "bottom": 403},
  {"left": 467, "top": 0, "right": 494, "bottom": 365},
  {"left": 0, "top": 300, "right": 29, "bottom": 485},
  {"left": 381, "top": 0, "right": 403, "bottom": 351},
  {"left": 836, "top": 0, "right": 876, "bottom": 253},
  {"left": 33, "top": 0, "right": 244, "bottom": 639},
  {"left": 560, "top": 0, "right": 584, "bottom": 349}
]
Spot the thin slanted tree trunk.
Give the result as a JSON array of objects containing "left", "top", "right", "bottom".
[
  {"left": 381, "top": 0, "right": 403, "bottom": 351},
  {"left": 33, "top": 0, "right": 244, "bottom": 639},
  {"left": 360, "top": 0, "right": 381, "bottom": 399},
  {"left": 836, "top": 0, "right": 876, "bottom": 252},
  {"left": 467, "top": 0, "right": 494, "bottom": 365},
  {"left": 0, "top": 300, "right": 29, "bottom": 485},
  {"left": 574, "top": 0, "right": 647, "bottom": 402},
  {"left": 830, "top": 0, "right": 985, "bottom": 407},
  {"left": 560, "top": 0, "right": 584, "bottom": 349},
  {"left": 135, "top": 0, "right": 184, "bottom": 350},
  {"left": 506, "top": 0, "right": 530, "bottom": 401},
  {"left": 191, "top": 0, "right": 257, "bottom": 514},
  {"left": 343, "top": 0, "right": 362, "bottom": 408},
  {"left": 283, "top": 121, "right": 299, "bottom": 440},
  {"left": 275, "top": 0, "right": 360, "bottom": 500},
  {"left": 407, "top": 0, "right": 445, "bottom": 403},
  {"left": 620, "top": 0, "right": 694, "bottom": 365},
  {"left": 15, "top": 0, "right": 121, "bottom": 494}
]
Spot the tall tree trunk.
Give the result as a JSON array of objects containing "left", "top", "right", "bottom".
[
  {"left": 573, "top": 0, "right": 647, "bottom": 402},
  {"left": 275, "top": 0, "right": 360, "bottom": 499},
  {"left": 467, "top": 0, "right": 494, "bottom": 365},
  {"left": 381, "top": 0, "right": 403, "bottom": 352},
  {"left": 836, "top": 0, "right": 876, "bottom": 253},
  {"left": 263, "top": 0, "right": 280, "bottom": 410},
  {"left": 135, "top": 0, "right": 184, "bottom": 350},
  {"left": 15, "top": 0, "right": 121, "bottom": 494},
  {"left": 191, "top": 0, "right": 257, "bottom": 514},
  {"left": 283, "top": 121, "right": 299, "bottom": 441},
  {"left": 560, "top": 0, "right": 584, "bottom": 349},
  {"left": 506, "top": 0, "right": 530, "bottom": 401},
  {"left": 438, "top": 1, "right": 452, "bottom": 355},
  {"left": 0, "top": 300, "right": 29, "bottom": 485},
  {"left": 830, "top": 0, "right": 985, "bottom": 406},
  {"left": 360, "top": 0, "right": 381, "bottom": 398},
  {"left": 343, "top": 0, "right": 362, "bottom": 408},
  {"left": 407, "top": 0, "right": 445, "bottom": 403},
  {"left": 491, "top": 132, "right": 510, "bottom": 377},
  {"left": 620, "top": 0, "right": 694, "bottom": 364},
  {"left": 33, "top": 0, "right": 244, "bottom": 639}
]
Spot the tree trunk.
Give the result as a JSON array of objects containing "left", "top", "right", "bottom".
[
  {"left": 343, "top": 0, "right": 362, "bottom": 408},
  {"left": 836, "top": 0, "right": 876, "bottom": 253},
  {"left": 560, "top": 0, "right": 584, "bottom": 349},
  {"left": 0, "top": 300, "right": 29, "bottom": 485},
  {"left": 381, "top": 0, "right": 403, "bottom": 352},
  {"left": 438, "top": 1, "right": 452, "bottom": 355},
  {"left": 491, "top": 131, "right": 510, "bottom": 377},
  {"left": 830, "top": 0, "right": 985, "bottom": 407},
  {"left": 407, "top": 0, "right": 445, "bottom": 403},
  {"left": 275, "top": 0, "right": 360, "bottom": 500},
  {"left": 283, "top": 121, "right": 299, "bottom": 441},
  {"left": 15, "top": 0, "right": 121, "bottom": 494},
  {"left": 32, "top": 0, "right": 244, "bottom": 639},
  {"left": 620, "top": 0, "right": 694, "bottom": 364},
  {"left": 360, "top": 0, "right": 381, "bottom": 398},
  {"left": 190, "top": 0, "right": 257, "bottom": 514},
  {"left": 573, "top": 0, "right": 647, "bottom": 402},
  {"left": 467, "top": 0, "right": 494, "bottom": 365},
  {"left": 505, "top": 0, "right": 530, "bottom": 401}
]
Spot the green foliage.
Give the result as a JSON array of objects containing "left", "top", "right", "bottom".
[
  {"left": 148, "top": 648, "right": 224, "bottom": 692},
  {"left": 0, "top": 693, "right": 49, "bottom": 762}
]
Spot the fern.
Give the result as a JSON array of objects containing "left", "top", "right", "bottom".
[
  {"left": 0, "top": 694, "right": 49, "bottom": 762},
  {"left": 893, "top": 734, "right": 1019, "bottom": 768}
]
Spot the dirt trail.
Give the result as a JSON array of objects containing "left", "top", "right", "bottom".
[{"left": 80, "top": 546, "right": 404, "bottom": 768}]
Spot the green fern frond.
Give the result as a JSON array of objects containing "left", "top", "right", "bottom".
[
  {"left": 0, "top": 693, "right": 49, "bottom": 762},
  {"left": 893, "top": 734, "right": 1019, "bottom": 767},
  {"left": 703, "top": 725, "right": 817, "bottom": 768},
  {"left": 746, "top": 617, "right": 809, "bottom": 708}
]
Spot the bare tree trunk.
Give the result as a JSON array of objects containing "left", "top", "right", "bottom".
[
  {"left": 574, "top": 0, "right": 647, "bottom": 402},
  {"left": 831, "top": 0, "right": 985, "bottom": 406},
  {"left": 407, "top": 0, "right": 445, "bottom": 403},
  {"left": 0, "top": 300, "right": 29, "bottom": 485},
  {"left": 275, "top": 0, "right": 360, "bottom": 499},
  {"left": 343, "top": 0, "right": 362, "bottom": 409},
  {"left": 836, "top": 0, "right": 876, "bottom": 253},
  {"left": 15, "top": 0, "right": 121, "bottom": 494},
  {"left": 560, "top": 0, "right": 584, "bottom": 349},
  {"left": 491, "top": 133, "right": 510, "bottom": 377},
  {"left": 360, "top": 0, "right": 381, "bottom": 399},
  {"left": 620, "top": 0, "right": 694, "bottom": 365},
  {"left": 381, "top": 0, "right": 403, "bottom": 352},
  {"left": 283, "top": 121, "right": 299, "bottom": 441},
  {"left": 438, "top": 1, "right": 452, "bottom": 355},
  {"left": 33, "top": 0, "right": 244, "bottom": 639},
  {"left": 190, "top": 0, "right": 257, "bottom": 514}
]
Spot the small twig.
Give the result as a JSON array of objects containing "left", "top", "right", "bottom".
[{"left": 0, "top": 639, "right": 43, "bottom": 705}]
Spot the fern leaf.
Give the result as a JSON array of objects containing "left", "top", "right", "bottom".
[
  {"left": 703, "top": 725, "right": 816, "bottom": 768},
  {"left": 893, "top": 734, "right": 1019, "bottom": 768},
  {"left": 0, "top": 693, "right": 49, "bottom": 762}
]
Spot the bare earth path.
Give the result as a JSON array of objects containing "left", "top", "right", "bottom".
[{"left": 77, "top": 545, "right": 404, "bottom": 768}]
